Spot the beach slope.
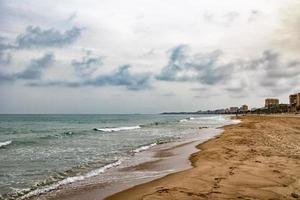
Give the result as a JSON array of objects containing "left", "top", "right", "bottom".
[{"left": 106, "top": 115, "right": 300, "bottom": 200}]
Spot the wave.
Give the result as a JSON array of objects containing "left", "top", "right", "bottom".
[
  {"left": 180, "top": 119, "right": 189, "bottom": 122},
  {"left": 195, "top": 116, "right": 228, "bottom": 121},
  {"left": 132, "top": 143, "right": 157, "bottom": 153},
  {"left": 180, "top": 116, "right": 228, "bottom": 123},
  {"left": 39, "top": 131, "right": 75, "bottom": 140},
  {"left": 19, "top": 160, "right": 122, "bottom": 200},
  {"left": 93, "top": 125, "right": 141, "bottom": 132},
  {"left": 179, "top": 117, "right": 195, "bottom": 122},
  {"left": 0, "top": 140, "right": 12, "bottom": 148}
]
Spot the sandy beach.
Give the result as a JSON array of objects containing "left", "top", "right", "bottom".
[
  {"left": 106, "top": 115, "right": 300, "bottom": 200},
  {"left": 3, "top": 1, "right": 300, "bottom": 199}
]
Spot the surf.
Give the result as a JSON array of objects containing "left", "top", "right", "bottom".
[
  {"left": 0, "top": 140, "right": 12, "bottom": 148},
  {"left": 93, "top": 125, "right": 141, "bottom": 132}
]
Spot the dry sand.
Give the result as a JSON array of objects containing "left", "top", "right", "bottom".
[{"left": 106, "top": 115, "right": 300, "bottom": 200}]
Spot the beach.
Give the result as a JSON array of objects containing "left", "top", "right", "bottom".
[
  {"left": 2, "top": 1, "right": 300, "bottom": 199},
  {"left": 106, "top": 115, "right": 300, "bottom": 200}
]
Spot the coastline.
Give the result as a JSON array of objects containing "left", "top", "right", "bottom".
[
  {"left": 31, "top": 125, "right": 224, "bottom": 200},
  {"left": 106, "top": 115, "right": 300, "bottom": 200}
]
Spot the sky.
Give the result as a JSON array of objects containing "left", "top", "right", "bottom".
[{"left": 0, "top": 0, "right": 300, "bottom": 114}]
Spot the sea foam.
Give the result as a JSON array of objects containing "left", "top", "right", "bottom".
[
  {"left": 0, "top": 140, "right": 12, "bottom": 148},
  {"left": 180, "top": 117, "right": 196, "bottom": 122},
  {"left": 180, "top": 119, "right": 189, "bottom": 122},
  {"left": 94, "top": 125, "right": 141, "bottom": 132},
  {"left": 20, "top": 160, "right": 122, "bottom": 200},
  {"left": 132, "top": 143, "right": 157, "bottom": 153}
]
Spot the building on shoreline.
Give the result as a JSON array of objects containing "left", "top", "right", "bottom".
[
  {"left": 253, "top": 94, "right": 299, "bottom": 114},
  {"left": 163, "top": 92, "right": 300, "bottom": 115},
  {"left": 240, "top": 105, "right": 249, "bottom": 113},
  {"left": 278, "top": 104, "right": 289, "bottom": 113},
  {"left": 289, "top": 93, "right": 300, "bottom": 112},
  {"left": 265, "top": 98, "right": 279, "bottom": 108}
]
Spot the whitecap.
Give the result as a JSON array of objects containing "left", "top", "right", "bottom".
[
  {"left": 132, "top": 143, "right": 157, "bottom": 153},
  {"left": 94, "top": 125, "right": 141, "bottom": 132},
  {"left": 180, "top": 119, "right": 189, "bottom": 122},
  {"left": 0, "top": 140, "right": 12, "bottom": 148},
  {"left": 20, "top": 160, "right": 122, "bottom": 199}
]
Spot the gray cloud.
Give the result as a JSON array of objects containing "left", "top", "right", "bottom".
[
  {"left": 156, "top": 45, "right": 234, "bottom": 85},
  {"left": 0, "top": 71, "right": 14, "bottom": 82},
  {"left": 242, "top": 50, "right": 300, "bottom": 95},
  {"left": 0, "top": 25, "right": 81, "bottom": 67},
  {"left": 246, "top": 50, "right": 300, "bottom": 79},
  {"left": 0, "top": 37, "right": 11, "bottom": 50},
  {"left": 0, "top": 25, "right": 81, "bottom": 66},
  {"left": 29, "top": 64, "right": 152, "bottom": 91},
  {"left": 225, "top": 85, "right": 248, "bottom": 98},
  {"left": 0, "top": 44, "right": 151, "bottom": 90},
  {"left": 0, "top": 53, "right": 54, "bottom": 82},
  {"left": 0, "top": 37, "right": 13, "bottom": 65},
  {"left": 0, "top": 51, "right": 11, "bottom": 65},
  {"left": 17, "top": 52, "right": 54, "bottom": 79},
  {"left": 184, "top": 49, "right": 300, "bottom": 98},
  {"left": 16, "top": 26, "right": 82, "bottom": 49},
  {"left": 84, "top": 65, "right": 151, "bottom": 90},
  {"left": 72, "top": 51, "right": 102, "bottom": 77},
  {"left": 2, "top": 41, "right": 299, "bottom": 96}
]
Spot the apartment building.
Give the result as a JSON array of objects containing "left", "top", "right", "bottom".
[
  {"left": 289, "top": 93, "right": 300, "bottom": 112},
  {"left": 240, "top": 105, "right": 249, "bottom": 113},
  {"left": 265, "top": 98, "right": 279, "bottom": 108}
]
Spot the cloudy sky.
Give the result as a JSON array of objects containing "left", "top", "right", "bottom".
[{"left": 0, "top": 0, "right": 300, "bottom": 114}]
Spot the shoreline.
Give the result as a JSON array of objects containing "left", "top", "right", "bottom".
[
  {"left": 106, "top": 115, "right": 300, "bottom": 200},
  {"left": 31, "top": 126, "right": 224, "bottom": 200}
]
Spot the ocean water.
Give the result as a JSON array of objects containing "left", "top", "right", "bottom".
[{"left": 0, "top": 114, "right": 235, "bottom": 199}]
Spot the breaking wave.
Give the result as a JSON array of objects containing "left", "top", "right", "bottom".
[
  {"left": 93, "top": 125, "right": 141, "bottom": 132},
  {"left": 18, "top": 160, "right": 122, "bottom": 200},
  {"left": 180, "top": 116, "right": 229, "bottom": 123},
  {"left": 179, "top": 117, "right": 196, "bottom": 122},
  {"left": 132, "top": 143, "right": 157, "bottom": 153},
  {"left": 0, "top": 140, "right": 12, "bottom": 148}
]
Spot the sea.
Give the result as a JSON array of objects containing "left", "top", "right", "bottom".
[{"left": 0, "top": 114, "right": 237, "bottom": 200}]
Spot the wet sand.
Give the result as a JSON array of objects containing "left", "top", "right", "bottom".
[{"left": 106, "top": 115, "right": 300, "bottom": 200}]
